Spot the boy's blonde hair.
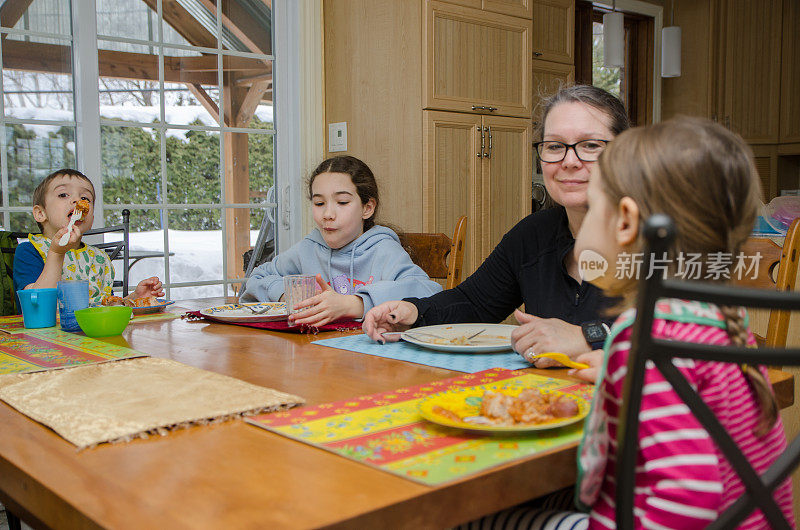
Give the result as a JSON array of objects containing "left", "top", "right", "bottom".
[
  {"left": 32, "top": 169, "right": 95, "bottom": 232},
  {"left": 597, "top": 116, "right": 775, "bottom": 435}
]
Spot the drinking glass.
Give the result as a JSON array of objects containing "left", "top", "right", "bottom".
[{"left": 283, "top": 275, "right": 316, "bottom": 314}]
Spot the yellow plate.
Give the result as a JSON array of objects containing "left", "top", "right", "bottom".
[{"left": 418, "top": 385, "right": 589, "bottom": 433}]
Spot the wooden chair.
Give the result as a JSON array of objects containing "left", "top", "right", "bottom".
[
  {"left": 737, "top": 217, "right": 800, "bottom": 347},
  {"left": 398, "top": 216, "right": 467, "bottom": 289},
  {"left": 616, "top": 215, "right": 800, "bottom": 529}
]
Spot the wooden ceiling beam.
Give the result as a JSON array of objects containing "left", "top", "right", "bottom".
[
  {"left": 0, "top": 0, "right": 34, "bottom": 39},
  {"left": 2, "top": 40, "right": 270, "bottom": 86},
  {"left": 186, "top": 83, "right": 220, "bottom": 123},
  {"left": 195, "top": 0, "right": 271, "bottom": 56},
  {"left": 139, "top": 0, "right": 216, "bottom": 49},
  {"left": 177, "top": 55, "right": 271, "bottom": 73},
  {"left": 1, "top": 40, "right": 218, "bottom": 84},
  {"left": 234, "top": 79, "right": 269, "bottom": 127}
]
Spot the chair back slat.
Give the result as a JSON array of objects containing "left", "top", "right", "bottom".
[
  {"left": 616, "top": 214, "right": 800, "bottom": 529},
  {"left": 398, "top": 216, "right": 467, "bottom": 289}
]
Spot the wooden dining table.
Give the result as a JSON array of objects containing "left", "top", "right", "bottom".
[{"left": 0, "top": 297, "right": 793, "bottom": 529}]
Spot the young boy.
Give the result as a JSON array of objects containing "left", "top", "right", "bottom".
[{"left": 13, "top": 169, "right": 163, "bottom": 304}]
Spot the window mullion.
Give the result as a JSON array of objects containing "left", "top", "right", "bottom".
[{"left": 72, "top": 0, "right": 103, "bottom": 224}]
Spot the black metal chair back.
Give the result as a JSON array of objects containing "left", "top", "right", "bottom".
[
  {"left": 7, "top": 209, "right": 130, "bottom": 296},
  {"left": 616, "top": 214, "right": 800, "bottom": 530}
]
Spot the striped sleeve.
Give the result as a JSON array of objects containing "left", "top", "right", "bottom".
[{"left": 601, "top": 324, "right": 724, "bottom": 529}]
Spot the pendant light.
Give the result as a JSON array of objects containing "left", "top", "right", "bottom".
[
  {"left": 661, "top": 0, "right": 681, "bottom": 77},
  {"left": 603, "top": 1, "right": 624, "bottom": 68}
]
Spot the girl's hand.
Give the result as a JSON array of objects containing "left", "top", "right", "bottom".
[
  {"left": 132, "top": 276, "right": 165, "bottom": 298},
  {"left": 362, "top": 300, "right": 418, "bottom": 343},
  {"left": 511, "top": 310, "right": 590, "bottom": 367},
  {"left": 50, "top": 225, "right": 81, "bottom": 254},
  {"left": 288, "top": 274, "right": 364, "bottom": 327},
  {"left": 568, "top": 350, "right": 604, "bottom": 383}
]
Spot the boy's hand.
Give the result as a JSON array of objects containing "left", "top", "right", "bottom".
[
  {"left": 289, "top": 274, "right": 363, "bottom": 327},
  {"left": 132, "top": 276, "right": 164, "bottom": 298},
  {"left": 50, "top": 225, "right": 81, "bottom": 254}
]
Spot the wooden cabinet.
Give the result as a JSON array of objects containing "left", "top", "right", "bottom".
[
  {"left": 424, "top": 111, "right": 531, "bottom": 273},
  {"left": 531, "top": 0, "right": 574, "bottom": 64},
  {"left": 780, "top": 0, "right": 800, "bottom": 144},
  {"left": 714, "top": 0, "right": 783, "bottom": 144},
  {"left": 424, "top": 1, "right": 532, "bottom": 118},
  {"left": 437, "top": 0, "right": 532, "bottom": 19},
  {"left": 532, "top": 58, "right": 574, "bottom": 126}
]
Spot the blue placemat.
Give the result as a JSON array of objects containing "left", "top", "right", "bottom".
[{"left": 312, "top": 333, "right": 530, "bottom": 373}]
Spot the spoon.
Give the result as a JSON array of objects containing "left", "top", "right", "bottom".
[
  {"left": 58, "top": 209, "right": 82, "bottom": 246},
  {"left": 525, "top": 352, "right": 590, "bottom": 370}
]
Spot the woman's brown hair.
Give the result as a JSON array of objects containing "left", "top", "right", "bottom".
[
  {"left": 307, "top": 155, "right": 380, "bottom": 231},
  {"left": 597, "top": 116, "right": 776, "bottom": 435}
]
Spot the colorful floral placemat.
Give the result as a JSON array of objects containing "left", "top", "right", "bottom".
[
  {"left": 311, "top": 333, "right": 531, "bottom": 373},
  {"left": 0, "top": 328, "right": 148, "bottom": 375},
  {"left": 247, "top": 368, "right": 593, "bottom": 486}
]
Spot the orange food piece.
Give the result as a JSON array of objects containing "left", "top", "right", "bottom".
[
  {"left": 124, "top": 296, "right": 159, "bottom": 307},
  {"left": 101, "top": 295, "right": 125, "bottom": 306},
  {"left": 74, "top": 199, "right": 91, "bottom": 216}
]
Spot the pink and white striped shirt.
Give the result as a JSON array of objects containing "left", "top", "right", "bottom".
[{"left": 583, "top": 303, "right": 794, "bottom": 529}]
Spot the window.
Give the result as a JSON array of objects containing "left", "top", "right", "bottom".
[
  {"left": 0, "top": 0, "right": 280, "bottom": 298},
  {"left": 575, "top": 1, "right": 657, "bottom": 126}
]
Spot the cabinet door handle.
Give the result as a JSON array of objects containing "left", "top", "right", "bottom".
[
  {"left": 471, "top": 105, "right": 498, "bottom": 112},
  {"left": 478, "top": 126, "right": 485, "bottom": 158},
  {"left": 484, "top": 126, "right": 492, "bottom": 159},
  {"left": 533, "top": 51, "right": 543, "bottom": 57}
]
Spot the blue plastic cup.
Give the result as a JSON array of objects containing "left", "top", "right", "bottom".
[
  {"left": 17, "top": 288, "right": 58, "bottom": 329},
  {"left": 57, "top": 280, "right": 90, "bottom": 332}
]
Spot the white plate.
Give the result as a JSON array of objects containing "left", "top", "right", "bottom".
[
  {"left": 401, "top": 323, "right": 515, "bottom": 353},
  {"left": 199, "top": 302, "right": 288, "bottom": 323}
]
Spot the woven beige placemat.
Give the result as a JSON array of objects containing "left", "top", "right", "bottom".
[{"left": 0, "top": 357, "right": 304, "bottom": 448}]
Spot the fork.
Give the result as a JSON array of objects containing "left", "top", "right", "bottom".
[
  {"left": 58, "top": 209, "right": 82, "bottom": 246},
  {"left": 240, "top": 304, "right": 274, "bottom": 315}
]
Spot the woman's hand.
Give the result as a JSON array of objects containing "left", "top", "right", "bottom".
[
  {"left": 512, "top": 309, "right": 591, "bottom": 367},
  {"left": 289, "top": 274, "right": 364, "bottom": 327},
  {"left": 132, "top": 277, "right": 164, "bottom": 298},
  {"left": 362, "top": 300, "right": 419, "bottom": 343}
]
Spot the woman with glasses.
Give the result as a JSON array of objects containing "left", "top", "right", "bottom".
[{"left": 364, "top": 85, "right": 630, "bottom": 365}]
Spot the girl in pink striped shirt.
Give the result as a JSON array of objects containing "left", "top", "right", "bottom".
[
  {"left": 568, "top": 116, "right": 794, "bottom": 529},
  {"left": 457, "top": 117, "right": 793, "bottom": 530}
]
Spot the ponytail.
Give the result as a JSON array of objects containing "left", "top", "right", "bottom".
[{"left": 719, "top": 305, "right": 778, "bottom": 437}]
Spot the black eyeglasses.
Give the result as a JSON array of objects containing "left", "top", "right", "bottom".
[{"left": 534, "top": 139, "right": 610, "bottom": 163}]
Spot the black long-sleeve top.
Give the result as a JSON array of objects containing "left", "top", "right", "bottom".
[{"left": 405, "top": 206, "right": 613, "bottom": 327}]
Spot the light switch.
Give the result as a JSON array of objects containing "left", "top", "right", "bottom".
[{"left": 328, "top": 122, "right": 347, "bottom": 152}]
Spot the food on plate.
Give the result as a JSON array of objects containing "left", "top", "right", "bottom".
[
  {"left": 101, "top": 295, "right": 125, "bottom": 306},
  {"left": 74, "top": 199, "right": 91, "bottom": 217},
  {"left": 432, "top": 405, "right": 463, "bottom": 423},
  {"left": 479, "top": 389, "right": 579, "bottom": 425},
  {"left": 125, "top": 295, "right": 159, "bottom": 307},
  {"left": 429, "top": 389, "right": 580, "bottom": 427},
  {"left": 424, "top": 334, "right": 507, "bottom": 345}
]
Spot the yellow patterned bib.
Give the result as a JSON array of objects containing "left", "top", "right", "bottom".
[{"left": 28, "top": 234, "right": 115, "bottom": 304}]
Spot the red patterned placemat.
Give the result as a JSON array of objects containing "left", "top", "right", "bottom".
[
  {"left": 182, "top": 310, "right": 362, "bottom": 334},
  {"left": 247, "top": 368, "right": 593, "bottom": 486}
]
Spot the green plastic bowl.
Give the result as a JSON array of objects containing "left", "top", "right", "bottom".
[{"left": 74, "top": 306, "right": 132, "bottom": 337}]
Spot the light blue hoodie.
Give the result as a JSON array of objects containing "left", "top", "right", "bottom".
[{"left": 240, "top": 225, "right": 442, "bottom": 314}]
